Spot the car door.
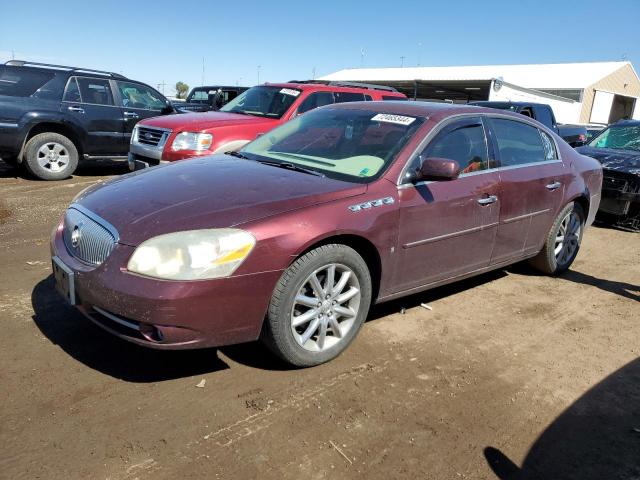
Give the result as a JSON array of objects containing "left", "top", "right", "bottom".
[
  {"left": 61, "top": 76, "right": 123, "bottom": 156},
  {"left": 394, "top": 116, "right": 500, "bottom": 291},
  {"left": 487, "top": 116, "right": 569, "bottom": 263},
  {"left": 114, "top": 80, "right": 169, "bottom": 147}
]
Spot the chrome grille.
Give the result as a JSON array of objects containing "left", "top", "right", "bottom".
[
  {"left": 63, "top": 207, "right": 118, "bottom": 266},
  {"left": 136, "top": 126, "right": 168, "bottom": 147}
]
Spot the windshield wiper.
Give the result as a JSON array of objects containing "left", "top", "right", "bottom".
[
  {"left": 255, "top": 159, "right": 325, "bottom": 177},
  {"left": 226, "top": 150, "right": 250, "bottom": 159}
]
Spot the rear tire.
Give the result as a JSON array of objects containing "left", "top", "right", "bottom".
[
  {"left": 23, "top": 133, "right": 79, "bottom": 180},
  {"left": 262, "top": 244, "right": 372, "bottom": 367},
  {"left": 529, "top": 202, "right": 585, "bottom": 275}
]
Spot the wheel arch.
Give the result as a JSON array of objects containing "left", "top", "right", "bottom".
[
  {"left": 291, "top": 234, "right": 383, "bottom": 302},
  {"left": 20, "top": 122, "right": 83, "bottom": 160}
]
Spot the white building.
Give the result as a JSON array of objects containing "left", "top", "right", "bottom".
[{"left": 320, "top": 61, "right": 640, "bottom": 124}]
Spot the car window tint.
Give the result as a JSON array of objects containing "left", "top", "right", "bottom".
[
  {"left": 382, "top": 95, "right": 407, "bottom": 101},
  {"left": 333, "top": 92, "right": 366, "bottom": 103},
  {"left": 77, "top": 78, "right": 114, "bottom": 106},
  {"left": 540, "top": 130, "right": 557, "bottom": 160},
  {"left": 0, "top": 67, "right": 55, "bottom": 97},
  {"left": 423, "top": 120, "right": 489, "bottom": 174},
  {"left": 190, "top": 89, "right": 209, "bottom": 101},
  {"left": 63, "top": 77, "right": 81, "bottom": 102},
  {"left": 298, "top": 92, "right": 335, "bottom": 114},
  {"left": 491, "top": 118, "right": 546, "bottom": 166},
  {"left": 116, "top": 81, "right": 166, "bottom": 110}
]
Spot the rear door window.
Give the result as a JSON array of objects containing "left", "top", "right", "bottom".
[
  {"left": 490, "top": 118, "right": 546, "bottom": 166},
  {"left": 63, "top": 77, "right": 81, "bottom": 102},
  {"left": 0, "top": 67, "right": 55, "bottom": 97},
  {"left": 76, "top": 77, "right": 114, "bottom": 106}
]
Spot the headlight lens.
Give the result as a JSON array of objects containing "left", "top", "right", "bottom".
[
  {"left": 127, "top": 229, "right": 255, "bottom": 280},
  {"left": 171, "top": 132, "right": 213, "bottom": 152}
]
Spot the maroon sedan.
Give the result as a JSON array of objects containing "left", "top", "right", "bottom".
[{"left": 51, "top": 102, "right": 603, "bottom": 366}]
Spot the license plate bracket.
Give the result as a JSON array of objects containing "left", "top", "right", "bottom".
[{"left": 52, "top": 256, "right": 76, "bottom": 305}]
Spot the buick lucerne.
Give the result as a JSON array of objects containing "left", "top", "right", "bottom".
[{"left": 51, "top": 102, "right": 603, "bottom": 366}]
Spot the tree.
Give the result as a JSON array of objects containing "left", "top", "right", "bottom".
[{"left": 175, "top": 81, "right": 189, "bottom": 99}]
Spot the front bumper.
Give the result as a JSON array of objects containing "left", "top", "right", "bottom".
[{"left": 51, "top": 223, "right": 283, "bottom": 349}]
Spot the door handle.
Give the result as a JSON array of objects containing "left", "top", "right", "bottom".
[
  {"left": 546, "top": 181, "right": 562, "bottom": 191},
  {"left": 477, "top": 195, "right": 498, "bottom": 206},
  {"left": 67, "top": 106, "right": 85, "bottom": 113},
  {"left": 124, "top": 111, "right": 139, "bottom": 119}
]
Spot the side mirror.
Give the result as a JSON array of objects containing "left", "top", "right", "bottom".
[
  {"left": 161, "top": 100, "right": 174, "bottom": 114},
  {"left": 414, "top": 157, "right": 461, "bottom": 182}
]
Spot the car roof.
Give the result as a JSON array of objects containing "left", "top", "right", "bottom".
[
  {"left": 262, "top": 82, "right": 405, "bottom": 95},
  {"left": 612, "top": 119, "right": 640, "bottom": 126},
  {"left": 323, "top": 100, "right": 520, "bottom": 118},
  {"left": 4, "top": 60, "right": 127, "bottom": 80}
]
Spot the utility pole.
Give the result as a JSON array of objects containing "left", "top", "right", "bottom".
[
  {"left": 400, "top": 56, "right": 405, "bottom": 68},
  {"left": 156, "top": 81, "right": 166, "bottom": 95},
  {"left": 11, "top": 50, "right": 15, "bottom": 60},
  {"left": 417, "top": 42, "right": 422, "bottom": 67},
  {"left": 312, "top": 67, "right": 316, "bottom": 80},
  {"left": 257, "top": 65, "right": 261, "bottom": 84},
  {"left": 360, "top": 48, "right": 365, "bottom": 68}
]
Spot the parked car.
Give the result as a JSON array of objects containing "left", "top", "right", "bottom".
[
  {"left": 52, "top": 102, "right": 602, "bottom": 366},
  {"left": 178, "top": 86, "right": 249, "bottom": 112},
  {"left": 128, "top": 81, "right": 407, "bottom": 170},
  {"left": 469, "top": 101, "right": 588, "bottom": 147},
  {"left": 577, "top": 120, "right": 640, "bottom": 231},
  {"left": 584, "top": 123, "right": 607, "bottom": 142},
  {"left": 0, "top": 60, "right": 176, "bottom": 180}
]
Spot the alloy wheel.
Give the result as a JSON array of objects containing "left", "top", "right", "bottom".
[
  {"left": 290, "top": 263, "right": 361, "bottom": 352},
  {"left": 554, "top": 211, "right": 581, "bottom": 267},
  {"left": 37, "top": 142, "right": 70, "bottom": 172}
]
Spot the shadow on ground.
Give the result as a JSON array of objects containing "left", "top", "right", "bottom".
[
  {"left": 31, "top": 275, "right": 293, "bottom": 381},
  {"left": 484, "top": 358, "right": 640, "bottom": 479},
  {"left": 0, "top": 158, "right": 129, "bottom": 180}
]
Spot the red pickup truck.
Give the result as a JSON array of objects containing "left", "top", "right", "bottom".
[{"left": 128, "top": 81, "right": 406, "bottom": 169}]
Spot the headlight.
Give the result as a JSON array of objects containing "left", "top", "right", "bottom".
[
  {"left": 127, "top": 229, "right": 255, "bottom": 280},
  {"left": 171, "top": 132, "right": 213, "bottom": 152}
]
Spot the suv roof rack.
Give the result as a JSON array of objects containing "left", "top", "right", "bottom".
[
  {"left": 288, "top": 79, "right": 398, "bottom": 93},
  {"left": 4, "top": 60, "right": 128, "bottom": 80}
]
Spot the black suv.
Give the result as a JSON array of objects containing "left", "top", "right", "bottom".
[{"left": 0, "top": 60, "right": 175, "bottom": 180}]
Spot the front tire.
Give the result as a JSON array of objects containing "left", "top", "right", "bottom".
[
  {"left": 262, "top": 244, "right": 372, "bottom": 367},
  {"left": 529, "top": 202, "right": 585, "bottom": 275},
  {"left": 23, "top": 133, "right": 79, "bottom": 180}
]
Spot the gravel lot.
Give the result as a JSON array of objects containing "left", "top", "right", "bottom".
[{"left": 0, "top": 160, "right": 638, "bottom": 480}]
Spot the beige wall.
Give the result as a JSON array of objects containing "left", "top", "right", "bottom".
[{"left": 580, "top": 63, "right": 640, "bottom": 123}]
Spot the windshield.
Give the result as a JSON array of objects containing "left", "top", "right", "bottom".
[
  {"left": 588, "top": 124, "right": 640, "bottom": 152},
  {"left": 241, "top": 107, "right": 425, "bottom": 183},
  {"left": 220, "top": 86, "right": 300, "bottom": 119}
]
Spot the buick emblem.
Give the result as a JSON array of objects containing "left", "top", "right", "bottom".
[
  {"left": 71, "top": 225, "right": 81, "bottom": 248},
  {"left": 144, "top": 132, "right": 152, "bottom": 140}
]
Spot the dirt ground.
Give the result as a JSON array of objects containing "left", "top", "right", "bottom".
[{"left": 0, "top": 160, "right": 638, "bottom": 480}]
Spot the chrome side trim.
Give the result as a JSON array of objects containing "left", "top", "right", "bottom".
[
  {"left": 0, "top": 122, "right": 19, "bottom": 128},
  {"left": 501, "top": 209, "right": 550, "bottom": 224},
  {"left": 93, "top": 306, "right": 140, "bottom": 331},
  {"left": 403, "top": 222, "right": 499, "bottom": 248}
]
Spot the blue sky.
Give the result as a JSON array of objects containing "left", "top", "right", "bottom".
[{"left": 1, "top": 0, "right": 638, "bottom": 96}]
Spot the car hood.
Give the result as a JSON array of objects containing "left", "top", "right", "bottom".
[
  {"left": 75, "top": 156, "right": 366, "bottom": 246},
  {"left": 139, "top": 111, "right": 278, "bottom": 131},
  {"left": 577, "top": 146, "right": 640, "bottom": 176}
]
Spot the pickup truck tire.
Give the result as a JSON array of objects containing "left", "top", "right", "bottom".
[
  {"left": 529, "top": 202, "right": 585, "bottom": 275},
  {"left": 262, "top": 244, "right": 372, "bottom": 367},
  {"left": 23, "top": 133, "right": 79, "bottom": 180}
]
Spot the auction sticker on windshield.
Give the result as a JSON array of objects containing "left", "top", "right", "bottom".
[
  {"left": 280, "top": 88, "right": 301, "bottom": 97},
  {"left": 371, "top": 113, "right": 416, "bottom": 126}
]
